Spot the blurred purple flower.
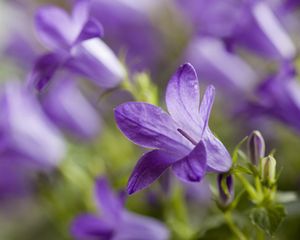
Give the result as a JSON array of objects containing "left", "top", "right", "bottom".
[
  {"left": 185, "top": 37, "right": 257, "bottom": 97},
  {"left": 0, "top": 82, "right": 65, "bottom": 167},
  {"left": 176, "top": 0, "right": 296, "bottom": 60},
  {"left": 88, "top": 0, "right": 163, "bottom": 71},
  {"left": 40, "top": 75, "right": 101, "bottom": 140},
  {"left": 71, "top": 177, "right": 169, "bottom": 240},
  {"left": 31, "top": 0, "right": 125, "bottom": 90},
  {"left": 243, "top": 63, "right": 300, "bottom": 133},
  {"left": 234, "top": 0, "right": 296, "bottom": 60},
  {"left": 114, "top": 63, "right": 231, "bottom": 194}
]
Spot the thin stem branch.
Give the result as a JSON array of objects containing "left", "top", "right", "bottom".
[{"left": 224, "top": 212, "right": 247, "bottom": 240}]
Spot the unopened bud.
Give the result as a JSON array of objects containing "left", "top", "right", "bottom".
[
  {"left": 217, "top": 174, "right": 234, "bottom": 206},
  {"left": 261, "top": 156, "right": 276, "bottom": 186},
  {"left": 247, "top": 130, "right": 265, "bottom": 165}
]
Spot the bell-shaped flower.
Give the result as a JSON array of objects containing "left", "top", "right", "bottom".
[
  {"left": 115, "top": 63, "right": 231, "bottom": 194},
  {"left": 71, "top": 177, "right": 169, "bottom": 240},
  {"left": 0, "top": 82, "right": 65, "bottom": 167},
  {"left": 31, "top": 0, "right": 125, "bottom": 90}
]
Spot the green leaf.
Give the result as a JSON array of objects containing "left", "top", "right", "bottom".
[{"left": 249, "top": 204, "right": 286, "bottom": 235}]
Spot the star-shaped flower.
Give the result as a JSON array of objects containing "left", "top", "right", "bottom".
[{"left": 114, "top": 63, "right": 231, "bottom": 194}]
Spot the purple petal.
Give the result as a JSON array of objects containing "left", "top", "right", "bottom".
[
  {"left": 127, "top": 150, "right": 178, "bottom": 194},
  {"left": 35, "top": 6, "right": 76, "bottom": 49},
  {"left": 114, "top": 212, "right": 169, "bottom": 240},
  {"left": 217, "top": 174, "right": 234, "bottom": 206},
  {"left": 74, "top": 18, "right": 103, "bottom": 45},
  {"left": 203, "top": 130, "right": 232, "bottom": 172},
  {"left": 199, "top": 85, "right": 215, "bottom": 135},
  {"left": 94, "top": 177, "right": 123, "bottom": 223},
  {"left": 28, "top": 52, "right": 68, "bottom": 91},
  {"left": 185, "top": 37, "right": 257, "bottom": 96},
  {"left": 70, "top": 214, "right": 114, "bottom": 240},
  {"left": 114, "top": 102, "right": 191, "bottom": 155},
  {"left": 165, "top": 63, "right": 201, "bottom": 137},
  {"left": 0, "top": 82, "right": 65, "bottom": 167},
  {"left": 172, "top": 141, "right": 206, "bottom": 182},
  {"left": 67, "top": 39, "right": 125, "bottom": 88},
  {"left": 235, "top": 1, "right": 295, "bottom": 60},
  {"left": 41, "top": 76, "right": 101, "bottom": 140}
]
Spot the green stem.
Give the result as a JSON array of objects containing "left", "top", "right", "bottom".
[
  {"left": 234, "top": 172, "right": 257, "bottom": 200},
  {"left": 224, "top": 212, "right": 247, "bottom": 240}
]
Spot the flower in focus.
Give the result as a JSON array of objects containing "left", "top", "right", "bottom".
[
  {"left": 31, "top": 0, "right": 126, "bottom": 90},
  {"left": 71, "top": 177, "right": 169, "bottom": 240},
  {"left": 115, "top": 63, "right": 231, "bottom": 194}
]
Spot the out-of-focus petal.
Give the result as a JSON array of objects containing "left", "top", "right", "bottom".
[
  {"left": 235, "top": 1, "right": 296, "bottom": 60},
  {"left": 89, "top": 0, "right": 162, "bottom": 71},
  {"left": 165, "top": 63, "right": 201, "bottom": 138},
  {"left": 35, "top": 6, "right": 76, "bottom": 49},
  {"left": 74, "top": 18, "right": 103, "bottom": 45},
  {"left": 185, "top": 37, "right": 257, "bottom": 96},
  {"left": 68, "top": 38, "right": 126, "bottom": 88},
  {"left": 172, "top": 141, "right": 206, "bottom": 182},
  {"left": 70, "top": 214, "right": 114, "bottom": 240},
  {"left": 41, "top": 77, "right": 101, "bottom": 140},
  {"left": 127, "top": 150, "right": 177, "bottom": 195},
  {"left": 28, "top": 52, "right": 68, "bottom": 91},
  {"left": 114, "top": 102, "right": 191, "bottom": 155},
  {"left": 0, "top": 82, "right": 65, "bottom": 167},
  {"left": 114, "top": 212, "right": 169, "bottom": 240},
  {"left": 94, "top": 177, "right": 123, "bottom": 223}
]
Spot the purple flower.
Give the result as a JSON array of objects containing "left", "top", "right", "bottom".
[
  {"left": 31, "top": 0, "right": 125, "bottom": 90},
  {"left": 245, "top": 63, "right": 300, "bottom": 133},
  {"left": 176, "top": 0, "right": 296, "bottom": 60},
  {"left": 114, "top": 63, "right": 231, "bottom": 194},
  {"left": 0, "top": 82, "right": 65, "bottom": 167},
  {"left": 185, "top": 37, "right": 257, "bottom": 97},
  {"left": 71, "top": 177, "right": 169, "bottom": 240},
  {"left": 217, "top": 174, "right": 234, "bottom": 206},
  {"left": 88, "top": 0, "right": 163, "bottom": 71},
  {"left": 234, "top": 0, "right": 296, "bottom": 60},
  {"left": 40, "top": 74, "right": 101, "bottom": 140}
]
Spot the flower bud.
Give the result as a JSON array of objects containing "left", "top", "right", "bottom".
[
  {"left": 260, "top": 156, "right": 276, "bottom": 186},
  {"left": 217, "top": 174, "right": 234, "bottom": 206},
  {"left": 247, "top": 130, "right": 265, "bottom": 165}
]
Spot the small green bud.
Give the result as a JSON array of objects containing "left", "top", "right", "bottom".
[
  {"left": 260, "top": 156, "right": 276, "bottom": 186},
  {"left": 247, "top": 130, "right": 265, "bottom": 166}
]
